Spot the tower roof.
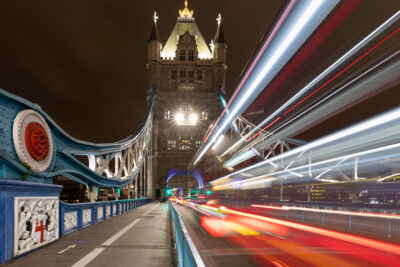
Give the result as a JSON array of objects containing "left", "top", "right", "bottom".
[
  {"left": 148, "top": 11, "right": 160, "bottom": 42},
  {"left": 214, "top": 13, "right": 226, "bottom": 44},
  {"left": 161, "top": 1, "right": 212, "bottom": 59}
]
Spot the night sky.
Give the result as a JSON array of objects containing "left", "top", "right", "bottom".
[
  {"left": 0, "top": 0, "right": 399, "bottom": 144},
  {"left": 0, "top": 0, "right": 284, "bottom": 143}
]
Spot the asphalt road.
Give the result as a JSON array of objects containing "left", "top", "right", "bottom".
[{"left": 173, "top": 202, "right": 400, "bottom": 267}]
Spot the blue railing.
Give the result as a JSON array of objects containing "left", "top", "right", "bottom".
[
  {"left": 60, "top": 198, "right": 152, "bottom": 236},
  {"left": 170, "top": 202, "right": 205, "bottom": 267}
]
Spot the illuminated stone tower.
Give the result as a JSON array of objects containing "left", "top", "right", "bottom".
[{"left": 147, "top": 1, "right": 227, "bottom": 198}]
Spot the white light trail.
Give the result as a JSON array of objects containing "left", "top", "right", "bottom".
[
  {"left": 212, "top": 135, "right": 225, "bottom": 151},
  {"left": 211, "top": 107, "right": 400, "bottom": 186},
  {"left": 213, "top": 143, "right": 400, "bottom": 189},
  {"left": 194, "top": 0, "right": 339, "bottom": 165},
  {"left": 251, "top": 10, "right": 400, "bottom": 134}
]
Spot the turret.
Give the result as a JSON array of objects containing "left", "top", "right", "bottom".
[
  {"left": 213, "top": 13, "right": 227, "bottom": 65},
  {"left": 212, "top": 13, "right": 227, "bottom": 90},
  {"left": 148, "top": 11, "right": 162, "bottom": 62},
  {"left": 147, "top": 11, "right": 162, "bottom": 95}
]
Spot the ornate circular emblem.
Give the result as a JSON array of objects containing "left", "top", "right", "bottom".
[
  {"left": 25, "top": 122, "right": 49, "bottom": 161},
  {"left": 13, "top": 109, "right": 54, "bottom": 172}
]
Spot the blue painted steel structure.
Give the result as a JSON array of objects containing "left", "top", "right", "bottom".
[
  {"left": 0, "top": 86, "right": 155, "bottom": 188},
  {"left": 170, "top": 202, "right": 205, "bottom": 267},
  {"left": 59, "top": 198, "right": 152, "bottom": 236}
]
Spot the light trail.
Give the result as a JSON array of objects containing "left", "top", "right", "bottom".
[
  {"left": 224, "top": 24, "right": 400, "bottom": 157},
  {"left": 251, "top": 204, "right": 400, "bottom": 219},
  {"left": 222, "top": 207, "right": 400, "bottom": 256},
  {"left": 211, "top": 107, "right": 400, "bottom": 187},
  {"left": 246, "top": 10, "right": 400, "bottom": 140},
  {"left": 195, "top": 0, "right": 339, "bottom": 165},
  {"left": 222, "top": 49, "right": 400, "bottom": 169},
  {"left": 203, "top": 0, "right": 297, "bottom": 143}
]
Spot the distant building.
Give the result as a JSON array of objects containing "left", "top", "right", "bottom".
[{"left": 146, "top": 1, "right": 227, "bottom": 197}]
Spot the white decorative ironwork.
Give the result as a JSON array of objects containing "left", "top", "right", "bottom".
[
  {"left": 13, "top": 109, "right": 54, "bottom": 172},
  {"left": 97, "top": 207, "right": 103, "bottom": 220},
  {"left": 64, "top": 211, "right": 78, "bottom": 231},
  {"left": 14, "top": 197, "right": 59, "bottom": 256},
  {"left": 84, "top": 118, "right": 152, "bottom": 182},
  {"left": 224, "top": 115, "right": 305, "bottom": 165},
  {"left": 83, "top": 209, "right": 92, "bottom": 225},
  {"left": 106, "top": 205, "right": 111, "bottom": 217},
  {"left": 119, "top": 203, "right": 123, "bottom": 213}
]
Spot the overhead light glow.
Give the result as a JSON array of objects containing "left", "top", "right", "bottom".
[
  {"left": 175, "top": 113, "right": 184, "bottom": 124},
  {"left": 189, "top": 113, "right": 198, "bottom": 124}
]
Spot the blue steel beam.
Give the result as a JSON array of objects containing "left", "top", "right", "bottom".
[{"left": 0, "top": 85, "right": 155, "bottom": 188}]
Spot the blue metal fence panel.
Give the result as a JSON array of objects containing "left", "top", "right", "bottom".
[{"left": 60, "top": 198, "right": 152, "bottom": 237}]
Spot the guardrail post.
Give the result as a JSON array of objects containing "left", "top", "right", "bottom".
[
  {"left": 78, "top": 205, "right": 83, "bottom": 229},
  {"left": 388, "top": 218, "right": 391, "bottom": 238},
  {"left": 322, "top": 213, "right": 325, "bottom": 225}
]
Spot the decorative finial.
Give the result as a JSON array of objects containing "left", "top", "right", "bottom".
[
  {"left": 179, "top": 0, "right": 194, "bottom": 18},
  {"left": 153, "top": 11, "right": 159, "bottom": 24},
  {"left": 217, "top": 13, "right": 222, "bottom": 26}
]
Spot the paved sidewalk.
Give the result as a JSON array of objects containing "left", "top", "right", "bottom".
[{"left": 4, "top": 202, "right": 174, "bottom": 267}]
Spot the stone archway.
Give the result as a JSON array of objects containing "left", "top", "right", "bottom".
[{"left": 166, "top": 168, "right": 204, "bottom": 193}]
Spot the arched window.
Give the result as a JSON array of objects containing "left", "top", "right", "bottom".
[
  {"left": 201, "top": 111, "right": 208, "bottom": 120},
  {"left": 167, "top": 139, "right": 176, "bottom": 150},
  {"left": 188, "top": 50, "right": 195, "bottom": 61},
  {"left": 178, "top": 137, "right": 193, "bottom": 151},
  {"left": 181, "top": 104, "right": 192, "bottom": 112},
  {"left": 164, "top": 110, "right": 171, "bottom": 120},
  {"left": 180, "top": 50, "right": 186, "bottom": 61}
]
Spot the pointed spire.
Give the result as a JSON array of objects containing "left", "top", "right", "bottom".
[
  {"left": 148, "top": 11, "right": 160, "bottom": 42},
  {"left": 214, "top": 13, "right": 226, "bottom": 44}
]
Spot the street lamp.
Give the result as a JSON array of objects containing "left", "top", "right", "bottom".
[
  {"left": 175, "top": 113, "right": 184, "bottom": 124},
  {"left": 189, "top": 113, "right": 198, "bottom": 124}
]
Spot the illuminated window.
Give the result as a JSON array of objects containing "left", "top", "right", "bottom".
[
  {"left": 188, "top": 50, "right": 194, "bottom": 61},
  {"left": 171, "top": 70, "right": 177, "bottom": 80},
  {"left": 201, "top": 111, "right": 208, "bottom": 120},
  {"left": 167, "top": 140, "right": 176, "bottom": 150},
  {"left": 197, "top": 71, "right": 203, "bottom": 80},
  {"left": 195, "top": 140, "right": 202, "bottom": 149},
  {"left": 164, "top": 110, "right": 171, "bottom": 120},
  {"left": 181, "top": 104, "right": 192, "bottom": 112},
  {"left": 180, "top": 50, "right": 186, "bottom": 61},
  {"left": 179, "top": 138, "right": 192, "bottom": 151},
  {"left": 188, "top": 71, "right": 195, "bottom": 83},
  {"left": 180, "top": 70, "right": 186, "bottom": 83}
]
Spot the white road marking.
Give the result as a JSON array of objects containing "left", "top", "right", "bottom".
[
  {"left": 58, "top": 244, "right": 76, "bottom": 254},
  {"left": 71, "top": 203, "right": 159, "bottom": 267},
  {"left": 71, "top": 248, "right": 105, "bottom": 267}
]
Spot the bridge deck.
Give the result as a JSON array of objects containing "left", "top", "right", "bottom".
[{"left": 6, "top": 202, "right": 174, "bottom": 267}]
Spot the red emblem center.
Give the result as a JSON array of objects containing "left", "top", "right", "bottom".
[{"left": 25, "top": 122, "right": 49, "bottom": 161}]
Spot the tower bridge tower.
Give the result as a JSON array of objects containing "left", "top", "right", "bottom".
[{"left": 147, "top": 1, "right": 227, "bottom": 198}]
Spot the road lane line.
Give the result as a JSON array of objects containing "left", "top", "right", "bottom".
[
  {"left": 71, "top": 248, "right": 105, "bottom": 267},
  {"left": 58, "top": 244, "right": 76, "bottom": 254},
  {"left": 72, "top": 203, "right": 159, "bottom": 267}
]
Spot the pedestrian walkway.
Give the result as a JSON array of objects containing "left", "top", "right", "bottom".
[{"left": 5, "top": 202, "right": 174, "bottom": 267}]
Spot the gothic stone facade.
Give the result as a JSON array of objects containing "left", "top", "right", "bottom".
[{"left": 146, "top": 8, "right": 227, "bottom": 197}]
